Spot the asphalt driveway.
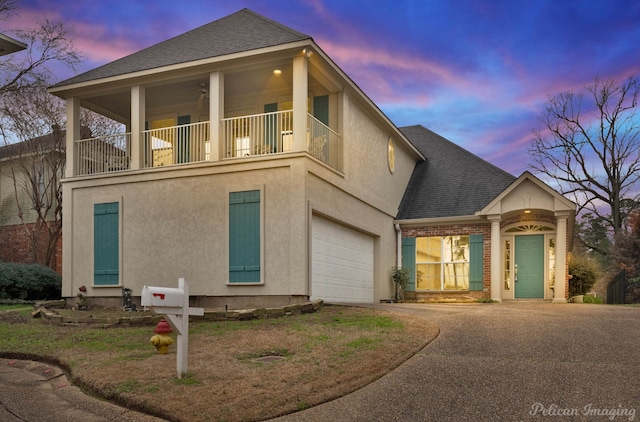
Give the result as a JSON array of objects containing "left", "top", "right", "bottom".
[{"left": 271, "top": 302, "right": 640, "bottom": 421}]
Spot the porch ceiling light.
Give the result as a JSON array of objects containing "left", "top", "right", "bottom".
[
  {"left": 524, "top": 210, "right": 532, "bottom": 214},
  {"left": 273, "top": 69, "right": 282, "bottom": 76}
]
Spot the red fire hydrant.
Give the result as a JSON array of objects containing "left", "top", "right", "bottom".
[{"left": 150, "top": 320, "right": 174, "bottom": 354}]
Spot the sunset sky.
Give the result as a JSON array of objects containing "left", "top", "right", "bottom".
[{"left": 6, "top": 0, "right": 640, "bottom": 175}]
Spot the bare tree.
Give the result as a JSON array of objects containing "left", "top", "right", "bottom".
[
  {"left": 0, "top": 1, "right": 81, "bottom": 97},
  {"left": 0, "top": 83, "right": 65, "bottom": 268},
  {"left": 0, "top": 1, "right": 81, "bottom": 269},
  {"left": 530, "top": 76, "right": 640, "bottom": 255}
]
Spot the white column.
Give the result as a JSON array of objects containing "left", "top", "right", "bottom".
[
  {"left": 65, "top": 97, "right": 80, "bottom": 178},
  {"left": 209, "top": 71, "right": 223, "bottom": 161},
  {"left": 130, "top": 85, "right": 145, "bottom": 170},
  {"left": 553, "top": 213, "right": 569, "bottom": 303},
  {"left": 292, "top": 54, "right": 308, "bottom": 152},
  {"left": 489, "top": 216, "right": 502, "bottom": 302}
]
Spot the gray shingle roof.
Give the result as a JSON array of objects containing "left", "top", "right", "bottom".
[
  {"left": 397, "top": 125, "right": 516, "bottom": 220},
  {"left": 51, "top": 8, "right": 312, "bottom": 88}
]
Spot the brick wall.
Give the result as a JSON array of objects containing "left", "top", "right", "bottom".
[{"left": 0, "top": 223, "right": 62, "bottom": 274}]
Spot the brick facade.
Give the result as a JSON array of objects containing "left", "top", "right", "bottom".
[
  {"left": 0, "top": 223, "right": 62, "bottom": 274},
  {"left": 401, "top": 216, "right": 570, "bottom": 301}
]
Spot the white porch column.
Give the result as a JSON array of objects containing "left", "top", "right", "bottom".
[
  {"left": 292, "top": 53, "right": 308, "bottom": 152},
  {"left": 209, "top": 71, "right": 223, "bottom": 161},
  {"left": 130, "top": 85, "right": 145, "bottom": 170},
  {"left": 65, "top": 97, "right": 80, "bottom": 178},
  {"left": 553, "top": 212, "right": 569, "bottom": 303},
  {"left": 489, "top": 215, "right": 502, "bottom": 302}
]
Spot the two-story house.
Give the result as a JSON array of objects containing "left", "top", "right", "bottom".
[{"left": 49, "top": 9, "right": 574, "bottom": 308}]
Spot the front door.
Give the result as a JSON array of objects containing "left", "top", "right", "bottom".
[{"left": 515, "top": 235, "right": 544, "bottom": 298}]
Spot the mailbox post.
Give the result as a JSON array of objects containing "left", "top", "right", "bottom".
[{"left": 141, "top": 278, "right": 204, "bottom": 378}]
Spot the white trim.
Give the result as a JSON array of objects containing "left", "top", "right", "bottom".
[{"left": 394, "top": 215, "right": 483, "bottom": 226}]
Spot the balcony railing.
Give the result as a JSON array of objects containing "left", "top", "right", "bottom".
[
  {"left": 222, "top": 111, "right": 340, "bottom": 169},
  {"left": 307, "top": 114, "right": 340, "bottom": 169},
  {"left": 142, "top": 121, "right": 210, "bottom": 168},
  {"left": 73, "top": 113, "right": 341, "bottom": 176},
  {"left": 76, "top": 133, "right": 130, "bottom": 176},
  {"left": 222, "top": 110, "right": 294, "bottom": 158}
]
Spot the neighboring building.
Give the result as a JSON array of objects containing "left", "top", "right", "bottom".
[
  {"left": 0, "top": 32, "right": 26, "bottom": 56},
  {"left": 0, "top": 129, "right": 66, "bottom": 273},
  {"left": 48, "top": 9, "right": 574, "bottom": 308}
]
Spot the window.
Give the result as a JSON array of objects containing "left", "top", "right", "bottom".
[
  {"left": 94, "top": 202, "right": 119, "bottom": 286},
  {"left": 416, "top": 236, "right": 469, "bottom": 290},
  {"left": 548, "top": 238, "right": 556, "bottom": 288},
  {"left": 229, "top": 190, "right": 261, "bottom": 283},
  {"left": 504, "top": 239, "right": 511, "bottom": 290}
]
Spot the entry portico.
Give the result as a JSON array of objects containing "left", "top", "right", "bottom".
[
  {"left": 396, "top": 126, "right": 575, "bottom": 303},
  {"left": 478, "top": 172, "right": 575, "bottom": 302}
]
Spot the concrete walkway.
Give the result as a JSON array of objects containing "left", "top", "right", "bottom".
[
  {"left": 0, "top": 358, "right": 165, "bottom": 422},
  {"left": 271, "top": 302, "right": 640, "bottom": 421}
]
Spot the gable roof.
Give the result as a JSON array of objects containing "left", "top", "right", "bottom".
[
  {"left": 50, "top": 8, "right": 311, "bottom": 89},
  {"left": 478, "top": 170, "right": 576, "bottom": 216},
  {"left": 0, "top": 127, "right": 69, "bottom": 160},
  {"left": 396, "top": 125, "right": 516, "bottom": 220}
]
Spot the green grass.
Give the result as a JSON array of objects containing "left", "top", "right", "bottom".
[
  {"left": 0, "top": 305, "right": 428, "bottom": 422},
  {"left": 0, "top": 304, "right": 32, "bottom": 311},
  {"left": 583, "top": 295, "right": 603, "bottom": 304}
]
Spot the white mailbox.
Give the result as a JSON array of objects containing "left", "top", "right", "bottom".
[
  {"left": 140, "top": 278, "right": 204, "bottom": 379},
  {"left": 141, "top": 285, "right": 184, "bottom": 309}
]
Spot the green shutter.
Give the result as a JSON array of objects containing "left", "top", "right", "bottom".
[
  {"left": 313, "top": 95, "right": 329, "bottom": 125},
  {"left": 94, "top": 202, "right": 119, "bottom": 286},
  {"left": 264, "top": 103, "right": 278, "bottom": 153},
  {"left": 469, "top": 234, "right": 484, "bottom": 291},
  {"left": 402, "top": 237, "right": 416, "bottom": 292},
  {"left": 229, "top": 191, "right": 261, "bottom": 283},
  {"left": 177, "top": 115, "right": 191, "bottom": 163}
]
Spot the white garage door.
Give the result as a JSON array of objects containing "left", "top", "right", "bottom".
[{"left": 311, "top": 217, "right": 374, "bottom": 303}]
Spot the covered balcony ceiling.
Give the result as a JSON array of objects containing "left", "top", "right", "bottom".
[{"left": 77, "top": 61, "right": 333, "bottom": 124}]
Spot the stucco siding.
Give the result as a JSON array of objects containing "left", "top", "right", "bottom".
[
  {"left": 64, "top": 160, "right": 306, "bottom": 300},
  {"left": 340, "top": 95, "right": 417, "bottom": 217}
]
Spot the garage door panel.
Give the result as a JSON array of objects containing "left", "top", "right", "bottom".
[{"left": 311, "top": 217, "right": 374, "bottom": 303}]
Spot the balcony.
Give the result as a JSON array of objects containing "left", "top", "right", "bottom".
[{"left": 74, "top": 112, "right": 340, "bottom": 176}]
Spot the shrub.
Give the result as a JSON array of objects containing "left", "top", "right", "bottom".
[
  {"left": 627, "top": 277, "right": 640, "bottom": 304},
  {"left": 0, "top": 262, "right": 61, "bottom": 301},
  {"left": 583, "top": 295, "right": 603, "bottom": 304},
  {"left": 391, "top": 266, "right": 409, "bottom": 301},
  {"left": 568, "top": 254, "right": 599, "bottom": 297}
]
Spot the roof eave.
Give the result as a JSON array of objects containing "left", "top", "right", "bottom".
[
  {"left": 0, "top": 33, "right": 27, "bottom": 56},
  {"left": 48, "top": 39, "right": 313, "bottom": 96},
  {"left": 311, "top": 44, "right": 425, "bottom": 161}
]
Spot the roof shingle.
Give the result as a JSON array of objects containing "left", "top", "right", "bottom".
[
  {"left": 51, "top": 9, "right": 311, "bottom": 88},
  {"left": 397, "top": 125, "right": 516, "bottom": 220}
]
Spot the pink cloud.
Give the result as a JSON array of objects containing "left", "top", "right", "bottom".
[
  {"left": 4, "top": 7, "right": 138, "bottom": 65},
  {"left": 70, "top": 21, "right": 140, "bottom": 63}
]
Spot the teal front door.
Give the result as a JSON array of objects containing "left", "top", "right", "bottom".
[{"left": 515, "top": 235, "right": 544, "bottom": 298}]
